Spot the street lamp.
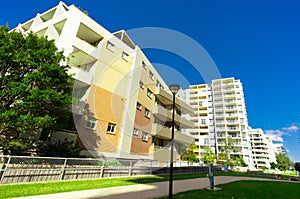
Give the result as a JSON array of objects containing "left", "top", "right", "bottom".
[{"left": 168, "top": 84, "right": 180, "bottom": 199}]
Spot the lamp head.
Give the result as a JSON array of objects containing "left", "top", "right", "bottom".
[{"left": 169, "top": 84, "right": 180, "bottom": 95}]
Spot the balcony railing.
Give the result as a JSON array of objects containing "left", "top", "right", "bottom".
[
  {"left": 152, "top": 105, "right": 194, "bottom": 128},
  {"left": 151, "top": 123, "right": 194, "bottom": 144}
]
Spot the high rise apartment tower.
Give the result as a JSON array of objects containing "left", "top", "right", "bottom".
[{"left": 185, "top": 77, "right": 254, "bottom": 168}]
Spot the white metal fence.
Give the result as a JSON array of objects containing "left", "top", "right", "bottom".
[{"left": 0, "top": 155, "right": 216, "bottom": 184}]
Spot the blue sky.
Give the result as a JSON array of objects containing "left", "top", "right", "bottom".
[{"left": 1, "top": 0, "right": 300, "bottom": 161}]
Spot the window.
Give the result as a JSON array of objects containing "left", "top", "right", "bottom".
[
  {"left": 107, "top": 123, "right": 116, "bottom": 134},
  {"left": 106, "top": 41, "right": 115, "bottom": 52},
  {"left": 149, "top": 71, "right": 154, "bottom": 80},
  {"left": 139, "top": 81, "right": 144, "bottom": 89},
  {"left": 133, "top": 128, "right": 139, "bottom": 136},
  {"left": 86, "top": 118, "right": 97, "bottom": 129},
  {"left": 122, "top": 52, "right": 129, "bottom": 61},
  {"left": 201, "top": 119, "right": 206, "bottom": 125},
  {"left": 240, "top": 118, "right": 244, "bottom": 124},
  {"left": 142, "top": 61, "right": 147, "bottom": 69},
  {"left": 136, "top": 102, "right": 142, "bottom": 110},
  {"left": 144, "top": 108, "right": 150, "bottom": 118},
  {"left": 156, "top": 80, "right": 163, "bottom": 89},
  {"left": 142, "top": 132, "right": 149, "bottom": 141},
  {"left": 147, "top": 89, "right": 153, "bottom": 99}
]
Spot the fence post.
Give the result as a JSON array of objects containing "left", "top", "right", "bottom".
[
  {"left": 129, "top": 160, "right": 132, "bottom": 176},
  {"left": 60, "top": 158, "right": 68, "bottom": 181},
  {"left": 0, "top": 156, "right": 11, "bottom": 184},
  {"left": 100, "top": 159, "right": 105, "bottom": 178}
]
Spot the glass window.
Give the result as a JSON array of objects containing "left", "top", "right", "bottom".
[
  {"left": 133, "top": 128, "right": 139, "bottom": 136},
  {"left": 142, "top": 61, "right": 147, "bottom": 69},
  {"left": 136, "top": 102, "right": 142, "bottom": 110},
  {"left": 139, "top": 81, "right": 144, "bottom": 89},
  {"left": 86, "top": 118, "right": 97, "bottom": 129},
  {"left": 107, "top": 123, "right": 116, "bottom": 134},
  {"left": 142, "top": 132, "right": 149, "bottom": 141},
  {"left": 144, "top": 108, "right": 150, "bottom": 118},
  {"left": 122, "top": 52, "right": 129, "bottom": 61},
  {"left": 147, "top": 89, "right": 153, "bottom": 99},
  {"left": 106, "top": 41, "right": 115, "bottom": 52},
  {"left": 149, "top": 71, "right": 154, "bottom": 80}
]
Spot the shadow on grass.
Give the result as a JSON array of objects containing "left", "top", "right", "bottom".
[{"left": 157, "top": 180, "right": 300, "bottom": 199}]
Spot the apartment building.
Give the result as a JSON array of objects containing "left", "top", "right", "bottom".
[
  {"left": 184, "top": 84, "right": 216, "bottom": 156},
  {"left": 185, "top": 77, "right": 254, "bottom": 167},
  {"left": 248, "top": 128, "right": 276, "bottom": 169},
  {"left": 273, "top": 143, "right": 287, "bottom": 154},
  {"left": 14, "top": 1, "right": 194, "bottom": 161}
]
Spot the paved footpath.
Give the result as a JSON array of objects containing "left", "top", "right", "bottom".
[{"left": 13, "top": 176, "right": 282, "bottom": 199}]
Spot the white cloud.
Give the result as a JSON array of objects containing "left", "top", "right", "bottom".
[
  {"left": 264, "top": 125, "right": 299, "bottom": 143},
  {"left": 282, "top": 125, "right": 299, "bottom": 132},
  {"left": 265, "top": 130, "right": 285, "bottom": 142}
]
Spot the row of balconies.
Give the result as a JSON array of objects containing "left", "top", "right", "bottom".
[
  {"left": 152, "top": 105, "right": 194, "bottom": 128},
  {"left": 151, "top": 123, "right": 194, "bottom": 144},
  {"left": 217, "top": 141, "right": 242, "bottom": 146},
  {"left": 215, "top": 127, "right": 240, "bottom": 131}
]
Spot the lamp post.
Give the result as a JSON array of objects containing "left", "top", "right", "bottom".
[{"left": 168, "top": 84, "right": 180, "bottom": 199}]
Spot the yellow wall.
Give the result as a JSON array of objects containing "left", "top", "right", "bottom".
[
  {"left": 77, "top": 85, "right": 125, "bottom": 153},
  {"left": 93, "top": 40, "right": 133, "bottom": 98}
]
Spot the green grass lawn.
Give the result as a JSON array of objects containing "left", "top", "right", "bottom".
[
  {"left": 0, "top": 172, "right": 294, "bottom": 199},
  {"left": 158, "top": 180, "right": 300, "bottom": 199},
  {"left": 0, "top": 173, "right": 208, "bottom": 198}
]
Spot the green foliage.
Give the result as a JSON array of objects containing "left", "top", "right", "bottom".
[
  {"left": 270, "top": 162, "right": 277, "bottom": 169},
  {"left": 98, "top": 161, "right": 123, "bottom": 166},
  {"left": 234, "top": 156, "right": 248, "bottom": 167},
  {"left": 0, "top": 26, "right": 73, "bottom": 154},
  {"left": 38, "top": 140, "right": 81, "bottom": 158},
  {"left": 200, "top": 147, "right": 217, "bottom": 164},
  {"left": 219, "top": 136, "right": 235, "bottom": 160},
  {"left": 181, "top": 144, "right": 199, "bottom": 163},
  {"left": 276, "top": 153, "right": 292, "bottom": 171}
]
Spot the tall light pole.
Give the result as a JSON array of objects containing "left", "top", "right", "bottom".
[{"left": 168, "top": 84, "right": 180, "bottom": 199}]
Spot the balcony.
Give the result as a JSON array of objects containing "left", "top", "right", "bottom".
[
  {"left": 151, "top": 123, "right": 194, "bottom": 144},
  {"left": 226, "top": 120, "right": 239, "bottom": 124},
  {"left": 68, "top": 66, "right": 92, "bottom": 86},
  {"left": 153, "top": 146, "right": 174, "bottom": 161},
  {"left": 154, "top": 87, "right": 193, "bottom": 114},
  {"left": 217, "top": 133, "right": 226, "bottom": 138},
  {"left": 152, "top": 105, "right": 194, "bottom": 128},
  {"left": 227, "top": 127, "right": 239, "bottom": 131}
]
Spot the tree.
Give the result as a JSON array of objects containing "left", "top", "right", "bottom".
[
  {"left": 234, "top": 156, "right": 248, "bottom": 167},
  {"left": 201, "top": 147, "right": 217, "bottom": 164},
  {"left": 38, "top": 140, "right": 81, "bottom": 158},
  {"left": 218, "top": 136, "right": 235, "bottom": 165},
  {"left": 220, "top": 136, "right": 235, "bottom": 160},
  {"left": 276, "top": 153, "right": 291, "bottom": 171},
  {"left": 181, "top": 144, "right": 199, "bottom": 163},
  {"left": 270, "top": 162, "right": 277, "bottom": 170},
  {"left": 0, "top": 26, "right": 73, "bottom": 155}
]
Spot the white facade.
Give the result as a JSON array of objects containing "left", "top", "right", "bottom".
[
  {"left": 273, "top": 143, "right": 287, "bottom": 154},
  {"left": 185, "top": 77, "right": 254, "bottom": 168},
  {"left": 183, "top": 84, "right": 216, "bottom": 157},
  {"left": 212, "top": 78, "right": 253, "bottom": 166},
  {"left": 248, "top": 128, "right": 276, "bottom": 169}
]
